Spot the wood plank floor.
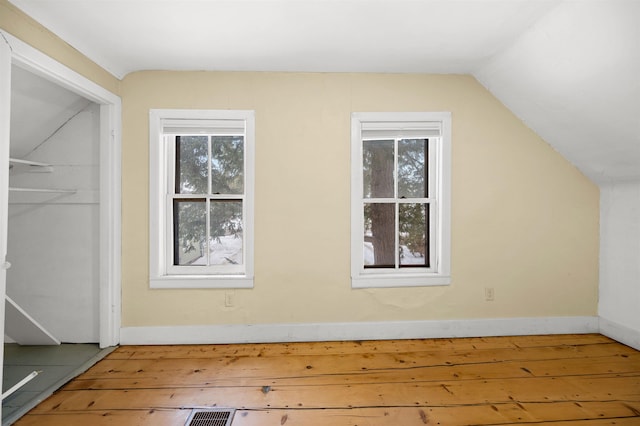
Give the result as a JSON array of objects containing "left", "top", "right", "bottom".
[{"left": 13, "top": 334, "right": 640, "bottom": 425}]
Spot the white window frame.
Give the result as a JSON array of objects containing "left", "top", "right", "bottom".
[
  {"left": 149, "top": 109, "right": 255, "bottom": 289},
  {"left": 351, "top": 112, "right": 451, "bottom": 288}
]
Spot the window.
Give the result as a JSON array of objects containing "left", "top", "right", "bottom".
[
  {"left": 351, "top": 112, "right": 451, "bottom": 288},
  {"left": 149, "top": 109, "right": 254, "bottom": 288}
]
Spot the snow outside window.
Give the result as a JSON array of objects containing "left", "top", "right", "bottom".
[
  {"left": 149, "top": 109, "right": 255, "bottom": 289},
  {"left": 351, "top": 112, "right": 451, "bottom": 288}
]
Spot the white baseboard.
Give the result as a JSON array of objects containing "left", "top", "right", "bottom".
[
  {"left": 120, "top": 316, "right": 599, "bottom": 345},
  {"left": 599, "top": 317, "right": 640, "bottom": 351}
]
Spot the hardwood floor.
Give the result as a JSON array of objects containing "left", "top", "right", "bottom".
[{"left": 13, "top": 334, "right": 640, "bottom": 425}]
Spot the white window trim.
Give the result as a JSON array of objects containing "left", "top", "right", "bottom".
[
  {"left": 351, "top": 112, "right": 451, "bottom": 288},
  {"left": 149, "top": 109, "right": 255, "bottom": 289}
]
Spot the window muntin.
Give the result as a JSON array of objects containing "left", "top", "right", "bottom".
[
  {"left": 150, "top": 109, "right": 254, "bottom": 289},
  {"left": 351, "top": 112, "right": 451, "bottom": 288}
]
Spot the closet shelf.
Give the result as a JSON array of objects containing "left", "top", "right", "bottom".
[
  {"left": 9, "top": 158, "right": 51, "bottom": 167},
  {"left": 9, "top": 159, "right": 85, "bottom": 201},
  {"left": 9, "top": 158, "right": 53, "bottom": 173}
]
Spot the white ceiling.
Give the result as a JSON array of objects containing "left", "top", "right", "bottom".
[
  {"left": 9, "top": 0, "right": 560, "bottom": 77},
  {"left": 8, "top": 0, "right": 640, "bottom": 183}
]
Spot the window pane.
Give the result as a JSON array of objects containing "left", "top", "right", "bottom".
[
  {"left": 173, "top": 199, "right": 206, "bottom": 265},
  {"left": 398, "top": 139, "right": 427, "bottom": 198},
  {"left": 209, "top": 200, "right": 243, "bottom": 266},
  {"left": 211, "top": 136, "right": 244, "bottom": 194},
  {"left": 363, "top": 203, "right": 395, "bottom": 268},
  {"left": 176, "top": 136, "right": 208, "bottom": 194},
  {"left": 363, "top": 140, "right": 394, "bottom": 198},
  {"left": 399, "top": 203, "right": 429, "bottom": 267}
]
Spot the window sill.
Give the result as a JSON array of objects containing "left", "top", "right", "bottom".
[
  {"left": 150, "top": 275, "right": 254, "bottom": 289},
  {"left": 351, "top": 274, "right": 451, "bottom": 289}
]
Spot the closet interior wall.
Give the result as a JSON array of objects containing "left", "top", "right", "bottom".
[{"left": 5, "top": 65, "right": 101, "bottom": 344}]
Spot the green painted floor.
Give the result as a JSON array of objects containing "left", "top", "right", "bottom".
[{"left": 2, "top": 343, "right": 114, "bottom": 425}]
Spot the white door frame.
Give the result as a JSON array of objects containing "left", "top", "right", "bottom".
[
  {"left": 0, "top": 31, "right": 122, "bottom": 348},
  {"left": 0, "top": 32, "right": 13, "bottom": 421}
]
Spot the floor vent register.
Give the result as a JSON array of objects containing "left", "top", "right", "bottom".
[{"left": 185, "top": 408, "right": 235, "bottom": 426}]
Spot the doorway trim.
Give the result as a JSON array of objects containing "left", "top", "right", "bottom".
[{"left": 1, "top": 30, "right": 121, "bottom": 348}]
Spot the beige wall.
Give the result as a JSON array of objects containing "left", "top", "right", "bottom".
[
  {"left": 122, "top": 71, "right": 599, "bottom": 327},
  {"left": 0, "top": 0, "right": 120, "bottom": 95}
]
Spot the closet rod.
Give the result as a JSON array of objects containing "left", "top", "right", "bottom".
[{"left": 9, "top": 187, "right": 76, "bottom": 194}]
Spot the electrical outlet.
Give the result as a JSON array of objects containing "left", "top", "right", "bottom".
[
  {"left": 485, "top": 287, "right": 495, "bottom": 301},
  {"left": 224, "top": 290, "right": 235, "bottom": 307}
]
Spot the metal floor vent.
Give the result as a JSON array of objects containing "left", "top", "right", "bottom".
[{"left": 185, "top": 408, "right": 235, "bottom": 426}]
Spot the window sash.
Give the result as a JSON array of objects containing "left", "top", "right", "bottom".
[
  {"left": 165, "top": 134, "right": 246, "bottom": 275},
  {"left": 362, "top": 199, "right": 436, "bottom": 271},
  {"left": 362, "top": 137, "right": 433, "bottom": 199},
  {"left": 360, "top": 136, "right": 437, "bottom": 272},
  {"left": 166, "top": 197, "right": 245, "bottom": 275}
]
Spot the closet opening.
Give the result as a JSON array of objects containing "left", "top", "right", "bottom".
[
  {"left": 0, "top": 31, "right": 121, "bottom": 425},
  {"left": 2, "top": 64, "right": 111, "bottom": 425}
]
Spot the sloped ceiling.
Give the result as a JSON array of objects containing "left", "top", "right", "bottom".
[
  {"left": 475, "top": 0, "right": 640, "bottom": 183},
  {"left": 10, "top": 65, "right": 89, "bottom": 159},
  {"left": 7, "top": 0, "right": 640, "bottom": 184}
]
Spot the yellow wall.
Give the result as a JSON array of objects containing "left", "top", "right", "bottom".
[
  {"left": 0, "top": 0, "right": 120, "bottom": 95},
  {"left": 122, "top": 71, "right": 599, "bottom": 327}
]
